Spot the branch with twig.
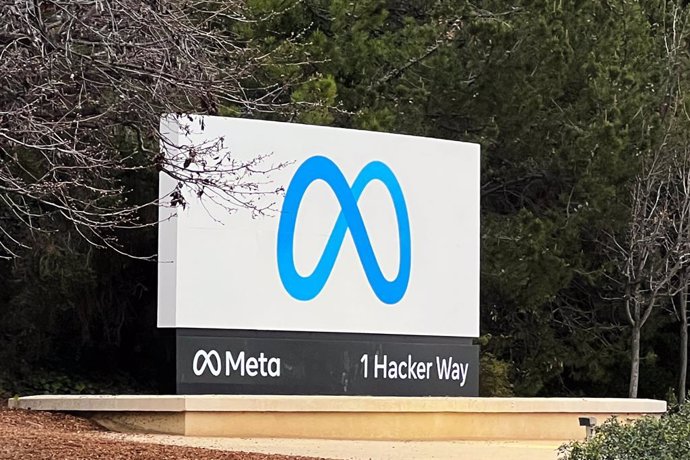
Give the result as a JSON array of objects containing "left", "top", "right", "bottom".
[{"left": 0, "top": 0, "right": 298, "bottom": 258}]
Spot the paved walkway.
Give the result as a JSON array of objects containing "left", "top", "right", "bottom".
[{"left": 105, "top": 433, "right": 565, "bottom": 460}]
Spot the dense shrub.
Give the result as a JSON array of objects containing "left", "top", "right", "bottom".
[
  {"left": 559, "top": 406, "right": 690, "bottom": 460},
  {"left": 479, "top": 352, "right": 514, "bottom": 397}
]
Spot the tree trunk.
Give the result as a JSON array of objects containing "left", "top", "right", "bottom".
[
  {"left": 680, "top": 283, "right": 688, "bottom": 404},
  {"left": 629, "top": 324, "right": 641, "bottom": 398}
]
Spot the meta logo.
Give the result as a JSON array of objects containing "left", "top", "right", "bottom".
[
  {"left": 193, "top": 350, "right": 222, "bottom": 376},
  {"left": 192, "top": 349, "right": 281, "bottom": 378},
  {"left": 277, "top": 156, "right": 411, "bottom": 304}
]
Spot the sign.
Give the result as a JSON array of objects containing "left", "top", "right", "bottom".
[
  {"left": 158, "top": 116, "right": 480, "bottom": 338},
  {"left": 176, "top": 330, "right": 479, "bottom": 396}
]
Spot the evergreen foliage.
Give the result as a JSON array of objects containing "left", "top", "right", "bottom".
[{"left": 1, "top": 0, "right": 690, "bottom": 398}]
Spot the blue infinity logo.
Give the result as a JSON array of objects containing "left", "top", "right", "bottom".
[{"left": 277, "top": 155, "right": 411, "bottom": 304}]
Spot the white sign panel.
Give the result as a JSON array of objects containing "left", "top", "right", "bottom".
[{"left": 158, "top": 116, "right": 479, "bottom": 337}]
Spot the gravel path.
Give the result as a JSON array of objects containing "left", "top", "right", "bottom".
[{"left": 0, "top": 408, "right": 326, "bottom": 460}]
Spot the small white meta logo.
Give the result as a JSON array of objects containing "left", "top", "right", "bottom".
[
  {"left": 192, "top": 349, "right": 281, "bottom": 378},
  {"left": 193, "top": 349, "right": 222, "bottom": 376}
]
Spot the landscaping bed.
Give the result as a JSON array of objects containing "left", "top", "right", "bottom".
[{"left": 0, "top": 407, "right": 325, "bottom": 460}]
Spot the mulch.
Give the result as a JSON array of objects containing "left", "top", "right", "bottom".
[{"left": 0, "top": 407, "right": 326, "bottom": 460}]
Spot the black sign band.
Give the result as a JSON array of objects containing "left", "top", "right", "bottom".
[{"left": 177, "top": 329, "right": 479, "bottom": 396}]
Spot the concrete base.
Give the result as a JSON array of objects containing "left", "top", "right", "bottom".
[{"left": 7, "top": 395, "right": 666, "bottom": 441}]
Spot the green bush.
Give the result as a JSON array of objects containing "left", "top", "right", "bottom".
[
  {"left": 559, "top": 406, "right": 690, "bottom": 460},
  {"left": 479, "top": 352, "right": 514, "bottom": 397}
]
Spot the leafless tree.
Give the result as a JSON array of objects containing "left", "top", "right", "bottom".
[
  {"left": 0, "top": 0, "right": 293, "bottom": 258},
  {"left": 615, "top": 147, "right": 685, "bottom": 398},
  {"left": 670, "top": 142, "right": 690, "bottom": 404},
  {"left": 607, "top": 3, "right": 690, "bottom": 400},
  {"left": 662, "top": 3, "right": 690, "bottom": 406},
  {"left": 612, "top": 139, "right": 690, "bottom": 398}
]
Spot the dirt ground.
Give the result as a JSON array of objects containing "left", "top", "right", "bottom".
[
  {"left": 0, "top": 406, "right": 566, "bottom": 460},
  {"left": 0, "top": 407, "right": 326, "bottom": 460}
]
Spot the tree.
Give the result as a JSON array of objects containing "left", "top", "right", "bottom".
[
  {"left": 246, "top": 0, "right": 681, "bottom": 396},
  {"left": 3, "top": 0, "right": 689, "bottom": 398},
  {"left": 671, "top": 146, "right": 690, "bottom": 403},
  {"left": 0, "top": 0, "right": 290, "bottom": 257},
  {"left": 663, "top": 2, "right": 690, "bottom": 405},
  {"left": 606, "top": 2, "right": 690, "bottom": 399},
  {"left": 613, "top": 141, "right": 690, "bottom": 398}
]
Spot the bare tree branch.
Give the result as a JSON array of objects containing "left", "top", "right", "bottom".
[{"left": 0, "top": 0, "right": 295, "bottom": 257}]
